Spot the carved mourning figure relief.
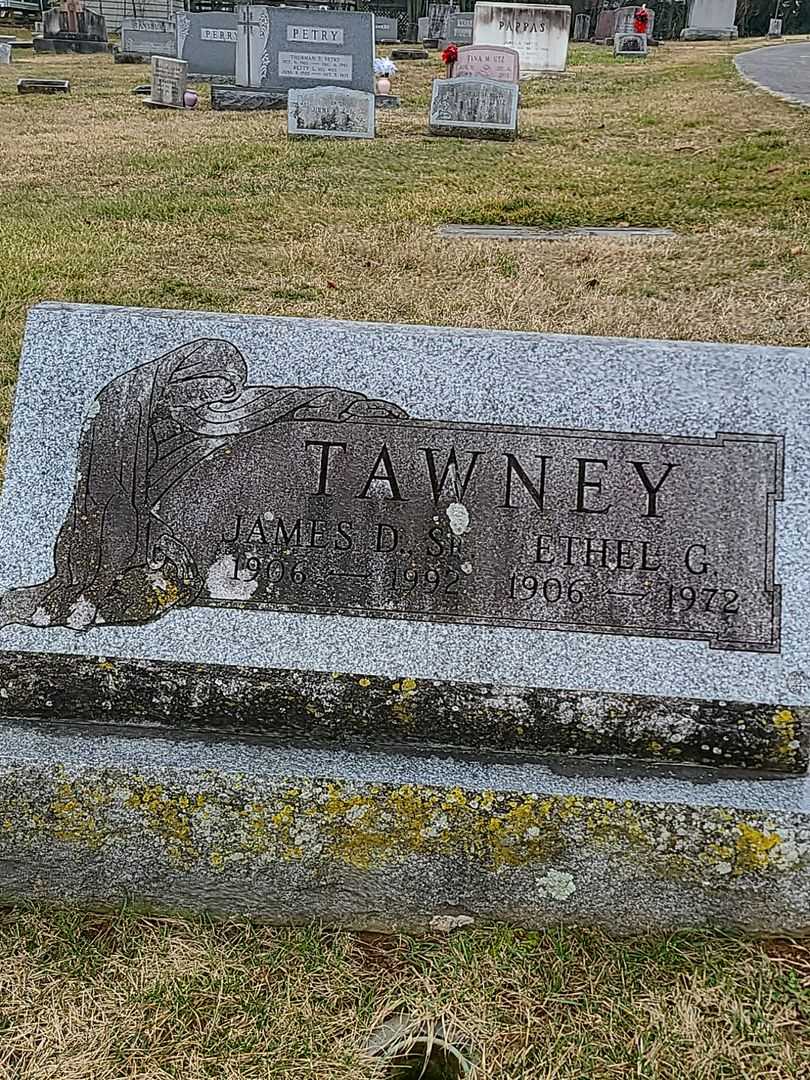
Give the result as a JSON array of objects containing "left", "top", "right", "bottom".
[{"left": 0, "top": 338, "right": 784, "bottom": 652}]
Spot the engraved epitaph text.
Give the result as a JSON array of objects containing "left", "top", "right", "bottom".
[{"left": 0, "top": 340, "right": 783, "bottom": 651}]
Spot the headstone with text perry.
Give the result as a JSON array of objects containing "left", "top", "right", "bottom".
[
  {"left": 473, "top": 3, "right": 571, "bottom": 74},
  {"left": 235, "top": 6, "right": 374, "bottom": 94},
  {"left": 453, "top": 44, "right": 519, "bottom": 82},
  {"left": 146, "top": 55, "right": 188, "bottom": 108},
  {"left": 0, "top": 303, "right": 807, "bottom": 932},
  {"left": 119, "top": 17, "right": 176, "bottom": 61},
  {"left": 176, "top": 10, "right": 237, "bottom": 81},
  {"left": 429, "top": 75, "right": 518, "bottom": 139},
  {"left": 288, "top": 85, "right": 375, "bottom": 138},
  {"left": 374, "top": 15, "right": 399, "bottom": 43}
]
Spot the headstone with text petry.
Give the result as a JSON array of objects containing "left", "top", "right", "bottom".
[
  {"left": 0, "top": 302, "right": 807, "bottom": 933},
  {"left": 453, "top": 44, "right": 520, "bottom": 82},
  {"left": 34, "top": 0, "right": 109, "bottom": 55},
  {"left": 614, "top": 31, "right": 648, "bottom": 56},
  {"left": 145, "top": 55, "right": 188, "bottom": 108},
  {"left": 288, "top": 85, "right": 375, "bottom": 139},
  {"left": 429, "top": 75, "right": 518, "bottom": 139},
  {"left": 118, "top": 17, "right": 176, "bottom": 63},
  {"left": 473, "top": 3, "right": 571, "bottom": 74},
  {"left": 176, "top": 10, "right": 237, "bottom": 81},
  {"left": 215, "top": 6, "right": 374, "bottom": 112},
  {"left": 681, "top": 0, "right": 738, "bottom": 40}
]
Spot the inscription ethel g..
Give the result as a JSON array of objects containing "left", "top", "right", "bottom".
[{"left": 0, "top": 339, "right": 783, "bottom": 651}]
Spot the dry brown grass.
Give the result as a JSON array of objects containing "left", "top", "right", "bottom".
[{"left": 0, "top": 912, "right": 807, "bottom": 1080}]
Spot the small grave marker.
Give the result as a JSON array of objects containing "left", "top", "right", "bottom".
[
  {"left": 17, "top": 78, "right": 70, "bottom": 94},
  {"left": 614, "top": 31, "right": 648, "bottom": 57},
  {"left": 145, "top": 55, "right": 188, "bottom": 109},
  {"left": 441, "top": 12, "right": 474, "bottom": 48},
  {"left": 768, "top": 18, "right": 783, "bottom": 38},
  {"left": 473, "top": 2, "right": 572, "bottom": 74},
  {"left": 288, "top": 85, "right": 375, "bottom": 139},
  {"left": 429, "top": 76, "right": 518, "bottom": 140},
  {"left": 0, "top": 42, "right": 11, "bottom": 64},
  {"left": 374, "top": 16, "right": 399, "bottom": 44},
  {"left": 574, "top": 13, "right": 591, "bottom": 41}
]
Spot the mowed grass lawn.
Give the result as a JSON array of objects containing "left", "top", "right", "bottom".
[{"left": 1, "top": 34, "right": 810, "bottom": 1080}]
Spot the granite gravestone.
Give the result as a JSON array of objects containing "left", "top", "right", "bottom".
[
  {"left": 426, "top": 3, "right": 453, "bottom": 43},
  {"left": 614, "top": 31, "right": 647, "bottom": 56},
  {"left": 0, "top": 41, "right": 10, "bottom": 64},
  {"left": 442, "top": 11, "right": 474, "bottom": 47},
  {"left": 573, "top": 12, "right": 590, "bottom": 40},
  {"left": 453, "top": 43, "right": 519, "bottom": 82},
  {"left": 288, "top": 85, "right": 375, "bottom": 138},
  {"left": 374, "top": 15, "right": 399, "bottom": 43},
  {"left": 17, "top": 78, "right": 70, "bottom": 93},
  {"left": 681, "top": 0, "right": 738, "bottom": 40},
  {"left": 146, "top": 54, "right": 187, "bottom": 108},
  {"left": 768, "top": 17, "right": 783, "bottom": 37},
  {"left": 0, "top": 303, "right": 807, "bottom": 934},
  {"left": 417, "top": 15, "right": 430, "bottom": 41},
  {"left": 429, "top": 75, "right": 518, "bottom": 139},
  {"left": 176, "top": 10, "right": 237, "bottom": 81},
  {"left": 118, "top": 17, "right": 176, "bottom": 63},
  {"left": 473, "top": 3, "right": 571, "bottom": 74},
  {"left": 35, "top": 0, "right": 108, "bottom": 54}
]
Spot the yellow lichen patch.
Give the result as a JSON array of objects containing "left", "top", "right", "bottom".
[
  {"left": 126, "top": 783, "right": 203, "bottom": 865},
  {"left": 772, "top": 708, "right": 798, "bottom": 764},
  {"left": 735, "top": 823, "right": 781, "bottom": 873},
  {"left": 47, "top": 779, "right": 111, "bottom": 849},
  {"left": 358, "top": 677, "right": 370, "bottom": 688}
]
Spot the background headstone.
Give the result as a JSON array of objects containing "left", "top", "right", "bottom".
[
  {"left": 288, "top": 85, "right": 375, "bottom": 138},
  {"left": 17, "top": 78, "right": 70, "bottom": 94},
  {"left": 681, "top": 0, "right": 738, "bottom": 40},
  {"left": 0, "top": 42, "right": 11, "bottom": 64},
  {"left": 147, "top": 54, "right": 188, "bottom": 108},
  {"left": 429, "top": 75, "right": 518, "bottom": 139},
  {"left": 374, "top": 15, "right": 399, "bottom": 43},
  {"left": 427, "top": 3, "right": 453, "bottom": 41},
  {"left": 473, "top": 3, "right": 571, "bottom": 75},
  {"left": 614, "top": 31, "right": 648, "bottom": 56},
  {"left": 768, "top": 17, "right": 783, "bottom": 37},
  {"left": 573, "top": 12, "right": 591, "bottom": 40},
  {"left": 417, "top": 15, "right": 430, "bottom": 41},
  {"left": 119, "top": 17, "right": 176, "bottom": 61},
  {"left": 35, "top": 0, "right": 109, "bottom": 54},
  {"left": 453, "top": 43, "right": 520, "bottom": 81},
  {"left": 176, "top": 10, "right": 237, "bottom": 81},
  {"left": 442, "top": 11, "right": 474, "bottom": 46}
]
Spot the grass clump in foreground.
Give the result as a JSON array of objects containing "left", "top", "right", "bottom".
[{"left": 0, "top": 910, "right": 807, "bottom": 1079}]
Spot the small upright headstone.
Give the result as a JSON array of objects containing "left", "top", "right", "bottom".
[
  {"left": 473, "top": 3, "right": 572, "bottom": 75},
  {"left": 287, "top": 85, "right": 375, "bottom": 139},
  {"left": 118, "top": 17, "right": 176, "bottom": 63},
  {"left": 145, "top": 55, "right": 188, "bottom": 109},
  {"left": 374, "top": 16, "right": 399, "bottom": 44},
  {"left": 34, "top": 0, "right": 108, "bottom": 55},
  {"left": 429, "top": 76, "right": 518, "bottom": 140},
  {"left": 417, "top": 16, "right": 430, "bottom": 42},
  {"left": 453, "top": 44, "right": 520, "bottom": 82},
  {"left": 574, "top": 13, "right": 591, "bottom": 41},
  {"left": 680, "top": 0, "right": 739, "bottom": 40},
  {"left": 176, "top": 10, "right": 237, "bottom": 81},
  {"left": 426, "top": 3, "right": 452, "bottom": 43},
  {"left": 441, "top": 12, "right": 474, "bottom": 48},
  {"left": 614, "top": 31, "right": 648, "bottom": 57},
  {"left": 768, "top": 18, "right": 783, "bottom": 38},
  {"left": 0, "top": 42, "right": 11, "bottom": 64}
]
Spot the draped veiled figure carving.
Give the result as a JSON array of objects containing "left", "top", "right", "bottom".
[{"left": 0, "top": 339, "right": 407, "bottom": 631}]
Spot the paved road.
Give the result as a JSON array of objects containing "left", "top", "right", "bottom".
[{"left": 735, "top": 41, "right": 810, "bottom": 106}]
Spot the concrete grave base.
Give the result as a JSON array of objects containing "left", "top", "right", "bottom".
[
  {"left": 375, "top": 93, "right": 401, "bottom": 108},
  {"left": 33, "top": 37, "right": 110, "bottom": 54},
  {"left": 390, "top": 48, "right": 430, "bottom": 60},
  {"left": 0, "top": 719, "right": 806, "bottom": 933},
  {"left": 680, "top": 27, "right": 739, "bottom": 40},
  {"left": 211, "top": 85, "right": 287, "bottom": 111}
]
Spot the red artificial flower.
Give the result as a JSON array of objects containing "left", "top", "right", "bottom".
[
  {"left": 633, "top": 9, "right": 650, "bottom": 34},
  {"left": 441, "top": 43, "right": 459, "bottom": 66}
]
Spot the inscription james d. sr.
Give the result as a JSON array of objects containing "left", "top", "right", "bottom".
[{"left": 0, "top": 339, "right": 783, "bottom": 652}]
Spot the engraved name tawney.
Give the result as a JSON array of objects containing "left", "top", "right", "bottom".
[{"left": 0, "top": 339, "right": 783, "bottom": 651}]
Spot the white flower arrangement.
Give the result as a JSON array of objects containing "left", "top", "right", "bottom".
[{"left": 374, "top": 57, "right": 398, "bottom": 77}]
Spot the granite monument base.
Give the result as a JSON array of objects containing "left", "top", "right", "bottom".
[
  {"left": 375, "top": 93, "right": 401, "bottom": 109},
  {"left": 0, "top": 718, "right": 807, "bottom": 934},
  {"left": 113, "top": 49, "right": 148, "bottom": 64},
  {"left": 680, "top": 27, "right": 738, "bottom": 40},
  {"left": 33, "top": 36, "right": 110, "bottom": 54},
  {"left": 211, "top": 85, "right": 287, "bottom": 111}
]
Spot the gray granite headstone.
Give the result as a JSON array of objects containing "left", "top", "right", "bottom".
[
  {"left": 0, "top": 42, "right": 10, "bottom": 64},
  {"left": 429, "top": 75, "right": 518, "bottom": 139},
  {"left": 374, "top": 15, "right": 399, "bottom": 43},
  {"left": 573, "top": 12, "right": 591, "bottom": 40},
  {"left": 288, "top": 85, "right": 375, "bottom": 138},
  {"left": 614, "top": 31, "right": 648, "bottom": 56},
  {"left": 417, "top": 16, "right": 430, "bottom": 41},
  {"left": 235, "top": 6, "right": 374, "bottom": 94},
  {"left": 35, "top": 0, "right": 108, "bottom": 54},
  {"left": 146, "top": 55, "right": 187, "bottom": 108},
  {"left": 176, "top": 10, "right": 237, "bottom": 81},
  {"left": 442, "top": 11, "right": 473, "bottom": 46},
  {"left": 768, "top": 17, "right": 783, "bottom": 37},
  {"left": 120, "top": 17, "right": 176, "bottom": 60},
  {"left": 426, "top": 2, "right": 453, "bottom": 40}
]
